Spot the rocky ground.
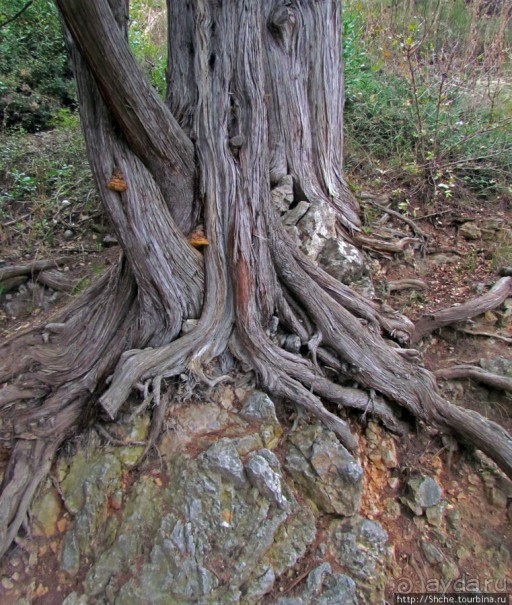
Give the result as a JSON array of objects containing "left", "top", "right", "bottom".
[{"left": 0, "top": 165, "right": 511, "bottom": 603}]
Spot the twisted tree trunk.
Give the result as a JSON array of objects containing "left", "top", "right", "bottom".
[{"left": 0, "top": 0, "right": 511, "bottom": 560}]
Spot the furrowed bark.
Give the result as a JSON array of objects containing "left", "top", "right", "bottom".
[
  {"left": 55, "top": 0, "right": 197, "bottom": 232},
  {"left": 263, "top": 0, "right": 360, "bottom": 231}
]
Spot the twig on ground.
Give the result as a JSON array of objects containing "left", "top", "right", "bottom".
[{"left": 455, "top": 327, "right": 512, "bottom": 344}]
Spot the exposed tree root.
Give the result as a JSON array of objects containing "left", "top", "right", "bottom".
[
  {"left": 388, "top": 279, "right": 427, "bottom": 292},
  {"left": 355, "top": 233, "right": 421, "bottom": 255},
  {"left": 36, "top": 269, "right": 80, "bottom": 293},
  {"left": 435, "top": 365, "right": 512, "bottom": 392},
  {"left": 0, "top": 440, "right": 61, "bottom": 562},
  {"left": 454, "top": 327, "right": 512, "bottom": 344},
  {"left": 0, "top": 261, "right": 142, "bottom": 558},
  {"left": 0, "top": 257, "right": 71, "bottom": 283},
  {"left": 412, "top": 277, "right": 512, "bottom": 344},
  {"left": 361, "top": 197, "right": 427, "bottom": 240}
]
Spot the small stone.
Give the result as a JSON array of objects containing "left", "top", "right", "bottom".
[
  {"left": 404, "top": 475, "right": 442, "bottom": 514},
  {"left": 240, "top": 391, "right": 279, "bottom": 424},
  {"left": 489, "top": 487, "right": 507, "bottom": 508},
  {"left": 110, "top": 490, "right": 123, "bottom": 510},
  {"left": 440, "top": 559, "right": 459, "bottom": 583},
  {"left": 1, "top": 577, "right": 14, "bottom": 590},
  {"left": 459, "top": 222, "right": 481, "bottom": 240},
  {"left": 467, "top": 474, "right": 480, "bottom": 486},
  {"left": 272, "top": 175, "right": 294, "bottom": 213},
  {"left": 388, "top": 477, "right": 399, "bottom": 490},
  {"left": 421, "top": 540, "right": 443, "bottom": 565},
  {"left": 426, "top": 501, "right": 446, "bottom": 527},
  {"left": 483, "top": 310, "right": 498, "bottom": 325},
  {"left": 63, "top": 229, "right": 74, "bottom": 239},
  {"left": 457, "top": 545, "right": 471, "bottom": 561},
  {"left": 57, "top": 517, "right": 71, "bottom": 534},
  {"left": 103, "top": 234, "right": 118, "bottom": 246},
  {"left": 201, "top": 439, "right": 246, "bottom": 487},
  {"left": 246, "top": 450, "right": 288, "bottom": 509},
  {"left": 383, "top": 498, "right": 401, "bottom": 519},
  {"left": 35, "top": 583, "right": 49, "bottom": 597},
  {"left": 61, "top": 199, "right": 71, "bottom": 207},
  {"left": 381, "top": 442, "right": 398, "bottom": 469},
  {"left": 283, "top": 334, "right": 301, "bottom": 354},
  {"left": 181, "top": 319, "right": 198, "bottom": 334}
]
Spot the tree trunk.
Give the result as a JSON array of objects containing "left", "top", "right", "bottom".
[{"left": 0, "top": 0, "right": 511, "bottom": 559}]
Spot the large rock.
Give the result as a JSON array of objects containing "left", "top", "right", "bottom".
[
  {"left": 295, "top": 199, "right": 337, "bottom": 260},
  {"left": 459, "top": 222, "right": 482, "bottom": 240},
  {"left": 271, "top": 174, "right": 370, "bottom": 290},
  {"left": 24, "top": 390, "right": 389, "bottom": 604},
  {"left": 285, "top": 424, "right": 363, "bottom": 515},
  {"left": 325, "top": 516, "right": 389, "bottom": 604},
  {"left": 276, "top": 563, "right": 357, "bottom": 605},
  {"left": 272, "top": 175, "right": 294, "bottom": 214},
  {"left": 317, "top": 237, "right": 368, "bottom": 286}
]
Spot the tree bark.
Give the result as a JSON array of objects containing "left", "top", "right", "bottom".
[{"left": 0, "top": 0, "right": 511, "bottom": 560}]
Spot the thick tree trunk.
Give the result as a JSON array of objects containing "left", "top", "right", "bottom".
[{"left": 0, "top": 0, "right": 511, "bottom": 560}]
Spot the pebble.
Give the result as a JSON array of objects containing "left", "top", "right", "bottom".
[
  {"left": 64, "top": 230, "right": 74, "bottom": 239},
  {"left": 1, "top": 577, "right": 14, "bottom": 590}
]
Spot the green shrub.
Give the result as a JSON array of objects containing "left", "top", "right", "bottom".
[
  {"left": 343, "top": 0, "right": 512, "bottom": 201},
  {"left": 0, "top": 0, "right": 75, "bottom": 132},
  {"left": 129, "top": 0, "right": 167, "bottom": 97}
]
